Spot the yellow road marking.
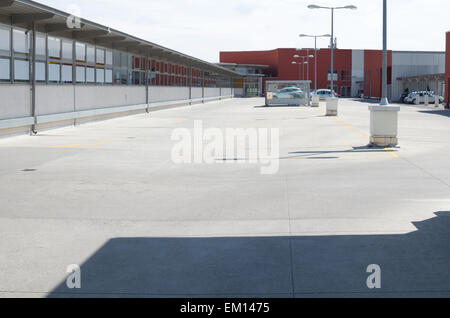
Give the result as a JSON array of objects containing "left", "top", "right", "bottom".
[{"left": 329, "top": 116, "right": 400, "bottom": 159}]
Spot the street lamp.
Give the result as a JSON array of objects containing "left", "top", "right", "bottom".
[
  {"left": 308, "top": 4, "right": 357, "bottom": 97},
  {"left": 380, "top": 0, "right": 389, "bottom": 105},
  {"left": 299, "top": 34, "right": 331, "bottom": 92},
  {"left": 291, "top": 61, "right": 302, "bottom": 80},
  {"left": 293, "top": 54, "right": 314, "bottom": 81}
]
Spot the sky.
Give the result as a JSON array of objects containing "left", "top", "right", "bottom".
[{"left": 37, "top": 0, "right": 450, "bottom": 63}]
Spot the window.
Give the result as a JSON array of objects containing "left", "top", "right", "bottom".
[
  {"left": 0, "top": 25, "right": 11, "bottom": 55},
  {"left": 62, "top": 64, "right": 72, "bottom": 83},
  {"left": 96, "top": 48, "right": 105, "bottom": 64},
  {"left": 76, "top": 66, "right": 85, "bottom": 83},
  {"left": 76, "top": 43, "right": 85, "bottom": 61},
  {"left": 62, "top": 40, "right": 73, "bottom": 60},
  {"left": 0, "top": 58, "right": 10, "bottom": 80},
  {"left": 48, "top": 36, "right": 60, "bottom": 58},
  {"left": 14, "top": 59, "right": 29, "bottom": 81},
  {"left": 49, "top": 63, "right": 60, "bottom": 82},
  {"left": 106, "top": 50, "right": 112, "bottom": 66},
  {"left": 13, "top": 29, "right": 29, "bottom": 54},
  {"left": 86, "top": 66, "right": 95, "bottom": 82},
  {"left": 86, "top": 46, "right": 95, "bottom": 63},
  {"left": 35, "top": 33, "right": 46, "bottom": 57},
  {"left": 35, "top": 62, "right": 45, "bottom": 81},
  {"left": 105, "top": 69, "right": 112, "bottom": 83},
  {"left": 96, "top": 68, "right": 104, "bottom": 83}
]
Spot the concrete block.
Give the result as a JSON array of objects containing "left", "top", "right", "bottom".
[
  {"left": 369, "top": 105, "right": 400, "bottom": 147},
  {"left": 311, "top": 95, "right": 320, "bottom": 107},
  {"left": 326, "top": 98, "right": 338, "bottom": 116}
]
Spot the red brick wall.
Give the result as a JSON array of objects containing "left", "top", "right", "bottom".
[{"left": 221, "top": 48, "right": 389, "bottom": 97}]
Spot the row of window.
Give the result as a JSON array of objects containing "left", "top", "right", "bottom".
[{"left": 0, "top": 24, "right": 230, "bottom": 87}]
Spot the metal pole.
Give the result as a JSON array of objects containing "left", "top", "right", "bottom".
[
  {"left": 31, "top": 22, "right": 37, "bottom": 134},
  {"left": 314, "top": 36, "right": 317, "bottom": 92},
  {"left": 306, "top": 49, "right": 310, "bottom": 83},
  {"left": 330, "top": 8, "right": 334, "bottom": 95},
  {"left": 380, "top": 0, "right": 389, "bottom": 105}
]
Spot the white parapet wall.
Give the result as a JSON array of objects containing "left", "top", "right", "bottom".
[
  {"left": 149, "top": 86, "right": 190, "bottom": 103},
  {"left": 0, "top": 84, "right": 32, "bottom": 119},
  {"left": 0, "top": 84, "right": 233, "bottom": 137}
]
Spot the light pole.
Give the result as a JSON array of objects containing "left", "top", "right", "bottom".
[
  {"left": 293, "top": 54, "right": 314, "bottom": 81},
  {"left": 380, "top": 0, "right": 389, "bottom": 105},
  {"left": 299, "top": 34, "right": 331, "bottom": 92},
  {"left": 291, "top": 61, "right": 302, "bottom": 80},
  {"left": 308, "top": 4, "right": 357, "bottom": 97}
]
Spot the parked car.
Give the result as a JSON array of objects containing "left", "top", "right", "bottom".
[
  {"left": 400, "top": 92, "right": 409, "bottom": 103},
  {"left": 403, "top": 91, "right": 444, "bottom": 104},
  {"left": 273, "top": 87, "right": 304, "bottom": 99},
  {"left": 311, "top": 89, "right": 338, "bottom": 100}
]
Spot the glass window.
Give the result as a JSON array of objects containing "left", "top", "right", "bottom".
[
  {"left": 0, "top": 58, "right": 10, "bottom": 79},
  {"left": 86, "top": 66, "right": 95, "bottom": 82},
  {"left": 76, "top": 66, "right": 85, "bottom": 83},
  {"left": 62, "top": 40, "right": 72, "bottom": 60},
  {"left": 13, "top": 29, "right": 29, "bottom": 54},
  {"left": 48, "top": 36, "right": 60, "bottom": 58},
  {"left": 106, "top": 50, "right": 112, "bottom": 65},
  {"left": 62, "top": 65, "right": 72, "bottom": 82},
  {"left": 35, "top": 61, "right": 45, "bottom": 81},
  {"left": 86, "top": 46, "right": 95, "bottom": 63},
  {"left": 76, "top": 43, "right": 85, "bottom": 61},
  {"left": 105, "top": 69, "right": 112, "bottom": 83},
  {"left": 96, "top": 68, "right": 104, "bottom": 83},
  {"left": 49, "top": 63, "right": 60, "bottom": 82},
  {"left": 14, "top": 59, "right": 29, "bottom": 80},
  {"left": 36, "top": 33, "right": 46, "bottom": 57},
  {"left": 96, "top": 48, "right": 104, "bottom": 64},
  {"left": 0, "top": 25, "right": 11, "bottom": 54}
]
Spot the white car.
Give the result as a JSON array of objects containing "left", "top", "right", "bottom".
[
  {"left": 311, "top": 89, "right": 338, "bottom": 100},
  {"left": 403, "top": 91, "right": 444, "bottom": 104},
  {"left": 273, "top": 87, "right": 304, "bottom": 99}
]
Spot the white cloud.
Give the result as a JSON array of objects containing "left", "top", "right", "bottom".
[{"left": 38, "top": 0, "right": 449, "bottom": 62}]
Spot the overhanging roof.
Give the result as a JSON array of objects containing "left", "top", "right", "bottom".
[
  {"left": 0, "top": 0, "right": 240, "bottom": 77},
  {"left": 397, "top": 73, "right": 444, "bottom": 81}
]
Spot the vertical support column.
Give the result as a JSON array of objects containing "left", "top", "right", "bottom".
[
  {"left": 189, "top": 65, "right": 192, "bottom": 105},
  {"left": 30, "top": 22, "right": 37, "bottom": 135},
  {"left": 145, "top": 52, "right": 150, "bottom": 112},
  {"left": 72, "top": 38, "right": 77, "bottom": 126},
  {"left": 10, "top": 22, "right": 14, "bottom": 84},
  {"left": 201, "top": 69, "right": 204, "bottom": 103}
]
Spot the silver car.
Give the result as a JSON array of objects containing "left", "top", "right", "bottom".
[{"left": 311, "top": 89, "right": 338, "bottom": 100}]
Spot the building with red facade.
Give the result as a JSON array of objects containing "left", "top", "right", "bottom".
[{"left": 221, "top": 48, "right": 446, "bottom": 102}]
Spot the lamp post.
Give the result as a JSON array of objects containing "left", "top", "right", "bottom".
[
  {"left": 308, "top": 4, "right": 357, "bottom": 97},
  {"left": 293, "top": 54, "right": 314, "bottom": 81},
  {"left": 380, "top": 0, "right": 389, "bottom": 105},
  {"left": 291, "top": 61, "right": 302, "bottom": 80},
  {"left": 299, "top": 34, "right": 331, "bottom": 92}
]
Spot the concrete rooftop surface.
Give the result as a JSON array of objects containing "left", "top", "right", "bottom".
[{"left": 1, "top": 98, "right": 450, "bottom": 298}]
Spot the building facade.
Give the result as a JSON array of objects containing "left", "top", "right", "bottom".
[
  {"left": 220, "top": 48, "right": 445, "bottom": 102},
  {"left": 0, "top": 0, "right": 239, "bottom": 137},
  {"left": 216, "top": 63, "right": 268, "bottom": 97}
]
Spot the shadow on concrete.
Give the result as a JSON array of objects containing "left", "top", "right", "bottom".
[
  {"left": 418, "top": 110, "right": 450, "bottom": 118},
  {"left": 280, "top": 146, "right": 397, "bottom": 160},
  {"left": 48, "top": 212, "right": 450, "bottom": 298}
]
